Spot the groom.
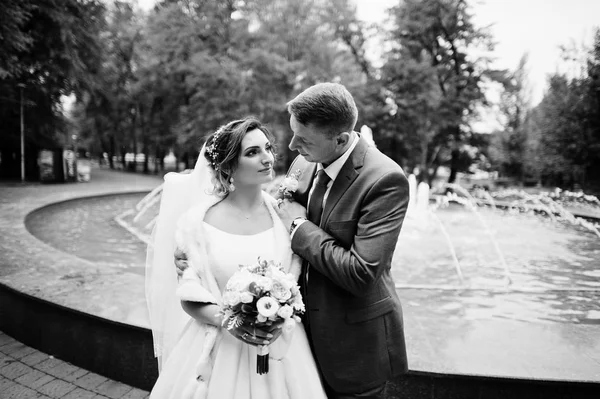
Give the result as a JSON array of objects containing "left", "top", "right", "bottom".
[{"left": 276, "top": 82, "right": 410, "bottom": 399}]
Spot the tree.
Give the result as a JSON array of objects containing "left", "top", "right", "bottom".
[
  {"left": 528, "top": 29, "right": 600, "bottom": 192},
  {"left": 0, "top": 0, "right": 105, "bottom": 179},
  {"left": 383, "top": 0, "right": 499, "bottom": 183},
  {"left": 488, "top": 54, "right": 532, "bottom": 182},
  {"left": 382, "top": 54, "right": 443, "bottom": 183},
  {"left": 74, "top": 1, "right": 143, "bottom": 170}
]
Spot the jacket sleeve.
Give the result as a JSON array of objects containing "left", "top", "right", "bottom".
[{"left": 292, "top": 169, "right": 409, "bottom": 296}]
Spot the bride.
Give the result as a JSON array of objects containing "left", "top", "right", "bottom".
[{"left": 145, "top": 117, "right": 326, "bottom": 399}]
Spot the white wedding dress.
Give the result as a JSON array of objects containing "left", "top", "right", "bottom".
[{"left": 149, "top": 222, "right": 327, "bottom": 399}]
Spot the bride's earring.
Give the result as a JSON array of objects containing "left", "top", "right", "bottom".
[{"left": 229, "top": 177, "right": 235, "bottom": 192}]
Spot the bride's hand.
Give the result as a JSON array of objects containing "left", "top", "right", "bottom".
[
  {"left": 229, "top": 320, "right": 284, "bottom": 346},
  {"left": 174, "top": 247, "right": 188, "bottom": 277},
  {"left": 276, "top": 200, "right": 307, "bottom": 231}
]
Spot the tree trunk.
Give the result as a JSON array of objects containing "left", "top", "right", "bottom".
[
  {"left": 143, "top": 146, "right": 149, "bottom": 174},
  {"left": 129, "top": 111, "right": 137, "bottom": 172},
  {"left": 419, "top": 138, "right": 429, "bottom": 184},
  {"left": 108, "top": 136, "right": 115, "bottom": 169},
  {"left": 448, "top": 147, "right": 460, "bottom": 184},
  {"left": 428, "top": 165, "right": 440, "bottom": 187}
]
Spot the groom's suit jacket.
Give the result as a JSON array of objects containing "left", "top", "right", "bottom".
[{"left": 289, "top": 135, "right": 410, "bottom": 394}]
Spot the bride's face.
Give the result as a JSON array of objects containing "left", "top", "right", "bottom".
[{"left": 232, "top": 128, "right": 275, "bottom": 187}]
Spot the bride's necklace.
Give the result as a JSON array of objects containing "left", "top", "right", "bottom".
[{"left": 227, "top": 200, "right": 265, "bottom": 220}]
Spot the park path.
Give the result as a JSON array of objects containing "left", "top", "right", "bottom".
[{"left": 0, "top": 330, "right": 150, "bottom": 399}]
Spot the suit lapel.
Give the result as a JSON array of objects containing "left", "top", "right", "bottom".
[{"left": 321, "top": 136, "right": 369, "bottom": 225}]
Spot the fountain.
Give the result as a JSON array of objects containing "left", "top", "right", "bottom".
[
  {"left": 20, "top": 169, "right": 600, "bottom": 390},
  {"left": 399, "top": 176, "right": 600, "bottom": 291}
]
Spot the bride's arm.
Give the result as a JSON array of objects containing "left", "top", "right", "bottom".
[{"left": 181, "top": 301, "right": 223, "bottom": 327}]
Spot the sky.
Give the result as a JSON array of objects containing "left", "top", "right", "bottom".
[{"left": 135, "top": 0, "right": 599, "bottom": 130}]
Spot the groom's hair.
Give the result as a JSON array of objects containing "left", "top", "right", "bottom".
[{"left": 287, "top": 82, "right": 358, "bottom": 137}]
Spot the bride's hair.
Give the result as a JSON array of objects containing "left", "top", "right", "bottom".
[{"left": 203, "top": 116, "right": 276, "bottom": 196}]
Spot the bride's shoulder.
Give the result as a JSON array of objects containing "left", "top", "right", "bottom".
[
  {"left": 261, "top": 191, "right": 277, "bottom": 208},
  {"left": 204, "top": 201, "right": 228, "bottom": 223}
]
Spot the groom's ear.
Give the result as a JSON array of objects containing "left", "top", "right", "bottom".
[{"left": 336, "top": 132, "right": 350, "bottom": 146}]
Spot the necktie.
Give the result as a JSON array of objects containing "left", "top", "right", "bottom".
[
  {"left": 302, "top": 169, "right": 331, "bottom": 313},
  {"left": 307, "top": 169, "right": 331, "bottom": 226}
]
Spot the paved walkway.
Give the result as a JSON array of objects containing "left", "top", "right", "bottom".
[{"left": 0, "top": 331, "right": 149, "bottom": 399}]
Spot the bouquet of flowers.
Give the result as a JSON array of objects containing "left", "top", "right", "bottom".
[{"left": 220, "top": 257, "right": 305, "bottom": 374}]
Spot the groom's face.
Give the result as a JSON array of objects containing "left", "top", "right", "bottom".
[{"left": 289, "top": 115, "right": 338, "bottom": 165}]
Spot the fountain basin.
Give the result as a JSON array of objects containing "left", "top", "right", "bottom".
[{"left": 21, "top": 192, "right": 600, "bottom": 385}]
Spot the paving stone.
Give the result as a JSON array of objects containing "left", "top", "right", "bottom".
[
  {"left": 2, "top": 382, "right": 41, "bottom": 399},
  {"left": 62, "top": 387, "right": 100, "bottom": 399},
  {"left": 0, "top": 341, "right": 29, "bottom": 357},
  {"left": 121, "top": 387, "right": 150, "bottom": 399},
  {"left": 0, "top": 332, "right": 15, "bottom": 346},
  {"left": 0, "top": 361, "right": 33, "bottom": 379},
  {"left": 37, "top": 379, "right": 77, "bottom": 398},
  {"left": 34, "top": 357, "right": 67, "bottom": 374},
  {"left": 0, "top": 352, "right": 13, "bottom": 368},
  {"left": 15, "top": 368, "right": 55, "bottom": 389},
  {"left": 27, "top": 374, "right": 55, "bottom": 390},
  {"left": 74, "top": 372, "right": 109, "bottom": 390},
  {"left": 43, "top": 360, "right": 81, "bottom": 380},
  {"left": 62, "top": 367, "right": 88, "bottom": 382},
  {"left": 93, "top": 379, "right": 133, "bottom": 398},
  {"left": 8, "top": 344, "right": 37, "bottom": 360},
  {"left": 21, "top": 351, "right": 51, "bottom": 367},
  {"left": 0, "top": 375, "right": 19, "bottom": 391}
]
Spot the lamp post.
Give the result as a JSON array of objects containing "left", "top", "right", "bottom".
[{"left": 17, "top": 83, "right": 26, "bottom": 182}]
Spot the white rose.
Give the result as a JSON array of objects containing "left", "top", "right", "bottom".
[
  {"left": 240, "top": 292, "right": 254, "bottom": 303},
  {"left": 223, "top": 291, "right": 241, "bottom": 307},
  {"left": 286, "top": 179, "right": 299, "bottom": 192},
  {"left": 291, "top": 285, "right": 300, "bottom": 296},
  {"left": 226, "top": 270, "right": 252, "bottom": 291},
  {"left": 257, "top": 276, "right": 273, "bottom": 292},
  {"left": 282, "top": 177, "right": 293, "bottom": 187},
  {"left": 256, "top": 296, "right": 280, "bottom": 318},
  {"left": 292, "top": 294, "right": 305, "bottom": 312},
  {"left": 271, "top": 281, "right": 292, "bottom": 302},
  {"left": 276, "top": 304, "right": 294, "bottom": 319}
]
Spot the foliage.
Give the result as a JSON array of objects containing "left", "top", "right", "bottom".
[
  {"left": 70, "top": 0, "right": 374, "bottom": 173},
  {"left": 0, "top": 0, "right": 105, "bottom": 178},
  {"left": 8, "top": 0, "right": 598, "bottom": 194},
  {"left": 488, "top": 54, "right": 531, "bottom": 180},
  {"left": 381, "top": 0, "right": 501, "bottom": 183},
  {"left": 526, "top": 30, "right": 600, "bottom": 191}
]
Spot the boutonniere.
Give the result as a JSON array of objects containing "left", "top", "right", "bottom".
[{"left": 276, "top": 169, "right": 302, "bottom": 207}]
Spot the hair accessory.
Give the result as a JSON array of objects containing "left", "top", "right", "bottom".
[{"left": 206, "top": 125, "right": 227, "bottom": 169}]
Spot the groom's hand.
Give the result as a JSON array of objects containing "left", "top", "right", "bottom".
[
  {"left": 174, "top": 247, "right": 188, "bottom": 277},
  {"left": 277, "top": 200, "right": 307, "bottom": 231},
  {"left": 228, "top": 320, "right": 284, "bottom": 346}
]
